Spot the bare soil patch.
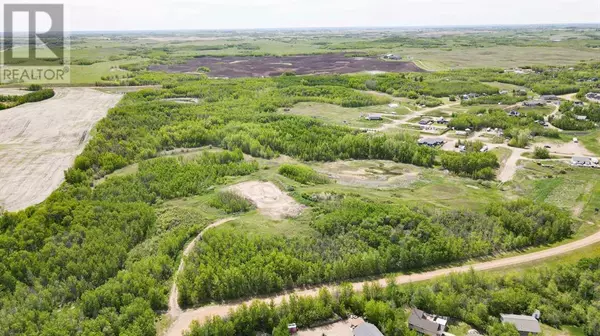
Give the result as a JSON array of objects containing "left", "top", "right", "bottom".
[
  {"left": 149, "top": 53, "right": 425, "bottom": 78},
  {"left": 228, "top": 181, "right": 305, "bottom": 219},
  {"left": 0, "top": 88, "right": 29, "bottom": 96},
  {"left": 0, "top": 88, "right": 122, "bottom": 211}
]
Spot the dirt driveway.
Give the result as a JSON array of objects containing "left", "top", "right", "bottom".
[
  {"left": 0, "top": 88, "right": 122, "bottom": 211},
  {"left": 164, "top": 229, "right": 600, "bottom": 336},
  {"left": 228, "top": 181, "right": 305, "bottom": 219}
]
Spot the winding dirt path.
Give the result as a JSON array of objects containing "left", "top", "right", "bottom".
[
  {"left": 377, "top": 102, "right": 460, "bottom": 132},
  {"left": 165, "top": 229, "right": 600, "bottom": 336},
  {"left": 167, "top": 218, "right": 237, "bottom": 319}
]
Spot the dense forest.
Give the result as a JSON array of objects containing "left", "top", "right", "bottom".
[
  {"left": 177, "top": 197, "right": 572, "bottom": 306},
  {"left": 187, "top": 256, "right": 600, "bottom": 336}
]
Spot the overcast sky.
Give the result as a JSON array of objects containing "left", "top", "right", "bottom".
[{"left": 3, "top": 0, "right": 600, "bottom": 31}]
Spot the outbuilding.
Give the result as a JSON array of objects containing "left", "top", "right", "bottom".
[
  {"left": 500, "top": 314, "right": 541, "bottom": 336},
  {"left": 353, "top": 322, "right": 384, "bottom": 336},
  {"left": 365, "top": 114, "right": 383, "bottom": 121},
  {"left": 408, "top": 309, "right": 447, "bottom": 336}
]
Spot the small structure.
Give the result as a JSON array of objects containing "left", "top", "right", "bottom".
[
  {"left": 523, "top": 100, "right": 546, "bottom": 107},
  {"left": 575, "top": 115, "right": 588, "bottom": 121},
  {"left": 500, "top": 314, "right": 541, "bottom": 336},
  {"left": 287, "top": 323, "right": 298, "bottom": 334},
  {"left": 366, "top": 114, "right": 383, "bottom": 121},
  {"left": 418, "top": 138, "right": 445, "bottom": 147},
  {"left": 436, "top": 117, "right": 449, "bottom": 124},
  {"left": 572, "top": 156, "right": 598, "bottom": 167},
  {"left": 456, "top": 130, "right": 468, "bottom": 136},
  {"left": 574, "top": 101, "right": 584, "bottom": 107},
  {"left": 353, "top": 322, "right": 384, "bottom": 336},
  {"left": 499, "top": 90, "right": 509, "bottom": 95},
  {"left": 408, "top": 309, "right": 447, "bottom": 336},
  {"left": 508, "top": 110, "right": 521, "bottom": 117},
  {"left": 383, "top": 54, "right": 402, "bottom": 60},
  {"left": 541, "top": 95, "right": 559, "bottom": 101},
  {"left": 388, "top": 103, "right": 399, "bottom": 108},
  {"left": 418, "top": 119, "right": 432, "bottom": 125}
]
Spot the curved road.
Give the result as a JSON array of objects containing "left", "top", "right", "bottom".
[
  {"left": 167, "top": 218, "right": 237, "bottom": 319},
  {"left": 165, "top": 229, "right": 600, "bottom": 336}
]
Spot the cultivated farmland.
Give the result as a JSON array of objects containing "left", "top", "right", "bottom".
[{"left": 0, "top": 88, "right": 122, "bottom": 211}]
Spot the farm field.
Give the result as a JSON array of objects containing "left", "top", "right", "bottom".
[{"left": 0, "top": 88, "right": 122, "bottom": 211}]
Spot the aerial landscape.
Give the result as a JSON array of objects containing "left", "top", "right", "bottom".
[{"left": 1, "top": 1, "right": 600, "bottom": 336}]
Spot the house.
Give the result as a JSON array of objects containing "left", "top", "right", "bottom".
[
  {"left": 508, "top": 110, "right": 521, "bottom": 117},
  {"left": 456, "top": 130, "right": 468, "bottom": 136},
  {"left": 572, "top": 157, "right": 598, "bottom": 166},
  {"left": 408, "top": 309, "right": 447, "bottom": 336},
  {"left": 353, "top": 322, "right": 384, "bottom": 336},
  {"left": 500, "top": 314, "right": 541, "bottom": 336},
  {"left": 366, "top": 114, "right": 383, "bottom": 121},
  {"left": 418, "top": 138, "right": 445, "bottom": 147},
  {"left": 418, "top": 119, "right": 432, "bottom": 125},
  {"left": 523, "top": 100, "right": 546, "bottom": 107},
  {"left": 541, "top": 95, "right": 559, "bottom": 101},
  {"left": 437, "top": 117, "right": 449, "bottom": 124},
  {"left": 575, "top": 115, "right": 588, "bottom": 121}
]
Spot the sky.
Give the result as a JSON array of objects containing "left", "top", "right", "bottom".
[{"left": 2, "top": 0, "right": 600, "bottom": 31}]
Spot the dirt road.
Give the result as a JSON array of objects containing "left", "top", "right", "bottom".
[
  {"left": 377, "top": 102, "right": 460, "bottom": 132},
  {"left": 167, "top": 218, "right": 237, "bottom": 319},
  {"left": 0, "top": 88, "right": 122, "bottom": 211},
  {"left": 165, "top": 229, "right": 600, "bottom": 336}
]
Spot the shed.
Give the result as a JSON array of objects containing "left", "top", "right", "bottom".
[
  {"left": 541, "top": 95, "right": 559, "bottom": 101},
  {"left": 572, "top": 157, "right": 595, "bottom": 166},
  {"left": 500, "top": 314, "right": 541, "bottom": 336},
  {"left": 353, "top": 322, "right": 384, "bottom": 336},
  {"left": 366, "top": 114, "right": 383, "bottom": 121},
  {"left": 523, "top": 100, "right": 546, "bottom": 107}
]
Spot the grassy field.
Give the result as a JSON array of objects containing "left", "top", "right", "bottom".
[{"left": 279, "top": 102, "right": 407, "bottom": 128}]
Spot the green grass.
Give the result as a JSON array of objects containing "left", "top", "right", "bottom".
[
  {"left": 580, "top": 130, "right": 600, "bottom": 156},
  {"left": 280, "top": 102, "right": 398, "bottom": 128},
  {"left": 447, "top": 322, "right": 472, "bottom": 336},
  {"left": 561, "top": 325, "right": 586, "bottom": 336},
  {"left": 218, "top": 211, "right": 316, "bottom": 239}
]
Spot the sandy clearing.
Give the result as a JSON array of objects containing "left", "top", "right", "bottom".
[
  {"left": 298, "top": 317, "right": 365, "bottom": 336},
  {"left": 167, "top": 218, "right": 237, "bottom": 319},
  {"left": 0, "top": 87, "right": 122, "bottom": 211},
  {"left": 0, "top": 88, "right": 29, "bottom": 96},
  {"left": 165, "top": 229, "right": 600, "bottom": 336},
  {"left": 228, "top": 181, "right": 305, "bottom": 220},
  {"left": 538, "top": 141, "right": 594, "bottom": 157}
]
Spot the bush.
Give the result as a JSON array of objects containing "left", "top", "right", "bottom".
[
  {"left": 210, "top": 191, "right": 254, "bottom": 213},
  {"left": 279, "top": 164, "right": 330, "bottom": 185},
  {"left": 27, "top": 84, "right": 42, "bottom": 91},
  {"left": 533, "top": 147, "right": 550, "bottom": 159}
]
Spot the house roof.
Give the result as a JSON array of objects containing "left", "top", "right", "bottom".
[
  {"left": 500, "top": 314, "right": 541, "bottom": 333},
  {"left": 572, "top": 156, "right": 592, "bottom": 163},
  {"left": 418, "top": 138, "right": 445, "bottom": 145},
  {"left": 353, "top": 322, "right": 384, "bottom": 336},
  {"left": 409, "top": 309, "right": 442, "bottom": 335}
]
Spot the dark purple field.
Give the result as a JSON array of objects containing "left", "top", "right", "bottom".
[{"left": 149, "top": 53, "right": 425, "bottom": 78}]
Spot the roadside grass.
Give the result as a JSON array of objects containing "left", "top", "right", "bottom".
[{"left": 70, "top": 58, "right": 143, "bottom": 84}]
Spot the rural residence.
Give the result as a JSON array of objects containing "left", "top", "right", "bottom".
[
  {"left": 408, "top": 308, "right": 447, "bottom": 336},
  {"left": 500, "top": 314, "right": 541, "bottom": 336}
]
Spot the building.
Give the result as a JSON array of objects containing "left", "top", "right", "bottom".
[
  {"left": 436, "top": 117, "right": 449, "bottom": 124},
  {"left": 499, "top": 90, "right": 509, "bottom": 95},
  {"left": 388, "top": 103, "right": 399, "bottom": 108},
  {"left": 383, "top": 54, "right": 402, "bottom": 60},
  {"left": 508, "top": 110, "right": 521, "bottom": 117},
  {"left": 408, "top": 309, "right": 447, "bottom": 336},
  {"left": 572, "top": 157, "right": 598, "bottom": 166},
  {"left": 418, "top": 138, "right": 445, "bottom": 147},
  {"left": 500, "top": 314, "right": 541, "bottom": 336},
  {"left": 523, "top": 100, "right": 546, "bottom": 107},
  {"left": 353, "top": 322, "right": 384, "bottom": 336},
  {"left": 366, "top": 114, "right": 383, "bottom": 121},
  {"left": 574, "top": 101, "right": 584, "bottom": 107},
  {"left": 418, "top": 119, "right": 432, "bottom": 125},
  {"left": 541, "top": 95, "right": 559, "bottom": 101},
  {"left": 575, "top": 115, "right": 588, "bottom": 121}
]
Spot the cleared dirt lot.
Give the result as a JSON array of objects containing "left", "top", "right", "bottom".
[
  {"left": 150, "top": 53, "right": 425, "bottom": 77},
  {"left": 0, "top": 88, "right": 122, "bottom": 211},
  {"left": 228, "top": 181, "right": 305, "bottom": 219}
]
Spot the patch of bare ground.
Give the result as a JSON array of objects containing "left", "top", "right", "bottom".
[
  {"left": 0, "top": 88, "right": 122, "bottom": 211},
  {"left": 317, "top": 161, "right": 420, "bottom": 188},
  {"left": 227, "top": 181, "right": 305, "bottom": 219}
]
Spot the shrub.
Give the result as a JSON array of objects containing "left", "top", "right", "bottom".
[
  {"left": 27, "top": 84, "right": 42, "bottom": 91},
  {"left": 278, "top": 164, "right": 330, "bottom": 185},
  {"left": 533, "top": 147, "right": 550, "bottom": 159},
  {"left": 210, "top": 191, "right": 254, "bottom": 213}
]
